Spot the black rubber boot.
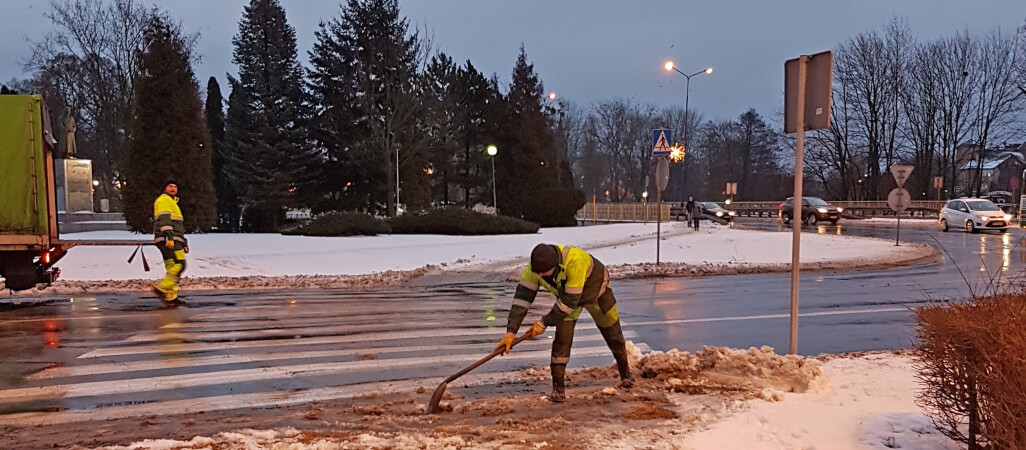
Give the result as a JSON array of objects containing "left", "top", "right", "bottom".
[
  {"left": 600, "top": 322, "right": 634, "bottom": 388},
  {"left": 550, "top": 363, "right": 566, "bottom": 402}
]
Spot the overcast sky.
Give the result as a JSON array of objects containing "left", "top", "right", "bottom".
[{"left": 1, "top": 0, "right": 1023, "bottom": 122}]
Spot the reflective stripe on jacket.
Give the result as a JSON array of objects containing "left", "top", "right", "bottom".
[
  {"left": 505, "top": 244, "right": 609, "bottom": 333},
  {"left": 153, "top": 194, "right": 187, "bottom": 246}
]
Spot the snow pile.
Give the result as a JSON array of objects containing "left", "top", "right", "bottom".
[{"left": 638, "top": 345, "right": 827, "bottom": 395}]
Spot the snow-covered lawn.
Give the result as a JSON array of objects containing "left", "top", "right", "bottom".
[{"left": 35, "top": 221, "right": 937, "bottom": 293}]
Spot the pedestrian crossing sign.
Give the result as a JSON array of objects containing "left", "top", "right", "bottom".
[{"left": 652, "top": 129, "right": 672, "bottom": 157}]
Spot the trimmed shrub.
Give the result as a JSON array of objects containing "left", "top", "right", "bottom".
[
  {"left": 387, "top": 207, "right": 539, "bottom": 235},
  {"left": 281, "top": 211, "right": 391, "bottom": 236},
  {"left": 914, "top": 294, "right": 1026, "bottom": 449},
  {"left": 519, "top": 188, "right": 586, "bottom": 227}
]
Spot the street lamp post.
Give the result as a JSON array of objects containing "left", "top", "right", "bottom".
[
  {"left": 664, "top": 62, "right": 712, "bottom": 202},
  {"left": 487, "top": 145, "right": 498, "bottom": 214}
]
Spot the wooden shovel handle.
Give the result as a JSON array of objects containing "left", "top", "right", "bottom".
[{"left": 441, "top": 332, "right": 534, "bottom": 384}]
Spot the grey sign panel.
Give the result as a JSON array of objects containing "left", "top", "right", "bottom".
[
  {"left": 784, "top": 50, "right": 833, "bottom": 133},
  {"left": 888, "top": 188, "right": 911, "bottom": 212},
  {"left": 656, "top": 157, "right": 670, "bottom": 191}
]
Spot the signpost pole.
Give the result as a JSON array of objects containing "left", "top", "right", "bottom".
[
  {"left": 789, "top": 56, "right": 808, "bottom": 356},
  {"left": 656, "top": 187, "right": 661, "bottom": 264}
]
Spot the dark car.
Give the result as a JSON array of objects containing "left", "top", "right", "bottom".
[
  {"left": 779, "top": 197, "right": 842, "bottom": 225},
  {"left": 698, "top": 202, "right": 736, "bottom": 223}
]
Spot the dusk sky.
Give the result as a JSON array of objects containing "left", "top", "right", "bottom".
[{"left": 1, "top": 0, "right": 1023, "bottom": 123}]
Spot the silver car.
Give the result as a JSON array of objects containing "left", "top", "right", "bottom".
[{"left": 938, "top": 198, "right": 1011, "bottom": 233}]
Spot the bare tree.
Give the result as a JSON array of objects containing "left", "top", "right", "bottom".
[
  {"left": 552, "top": 99, "right": 588, "bottom": 186},
  {"left": 932, "top": 32, "right": 979, "bottom": 198},
  {"left": 901, "top": 42, "right": 943, "bottom": 200},
  {"left": 833, "top": 20, "right": 911, "bottom": 199},
  {"left": 26, "top": 0, "right": 147, "bottom": 208},
  {"left": 590, "top": 98, "right": 656, "bottom": 201},
  {"left": 966, "top": 29, "right": 1025, "bottom": 195}
]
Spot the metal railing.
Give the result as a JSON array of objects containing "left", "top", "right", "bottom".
[
  {"left": 576, "top": 200, "right": 956, "bottom": 222},
  {"left": 576, "top": 202, "right": 671, "bottom": 223}
]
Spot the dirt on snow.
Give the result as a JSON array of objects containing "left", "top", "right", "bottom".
[{"left": 1, "top": 343, "right": 837, "bottom": 449}]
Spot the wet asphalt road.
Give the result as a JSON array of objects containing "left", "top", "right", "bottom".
[
  {"left": 615, "top": 218, "right": 1026, "bottom": 356},
  {"left": 0, "top": 217, "right": 1022, "bottom": 424}
]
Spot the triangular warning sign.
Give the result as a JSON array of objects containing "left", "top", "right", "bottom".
[
  {"left": 653, "top": 131, "right": 672, "bottom": 153},
  {"left": 890, "top": 165, "right": 914, "bottom": 187}
]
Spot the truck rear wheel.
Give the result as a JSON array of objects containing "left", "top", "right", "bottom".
[{"left": 1, "top": 252, "right": 37, "bottom": 291}]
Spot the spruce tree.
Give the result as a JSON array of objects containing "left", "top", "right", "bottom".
[
  {"left": 308, "top": 0, "right": 422, "bottom": 216},
  {"left": 495, "top": 46, "right": 583, "bottom": 225},
  {"left": 122, "top": 13, "right": 215, "bottom": 232},
  {"left": 205, "top": 76, "right": 240, "bottom": 231},
  {"left": 454, "top": 61, "right": 500, "bottom": 208},
  {"left": 226, "top": 0, "right": 320, "bottom": 231}
]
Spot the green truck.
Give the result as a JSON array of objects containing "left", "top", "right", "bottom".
[{"left": 0, "top": 95, "right": 67, "bottom": 290}]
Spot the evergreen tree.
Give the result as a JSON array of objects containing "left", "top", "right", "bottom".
[
  {"left": 308, "top": 0, "right": 423, "bottom": 216},
  {"left": 122, "top": 13, "right": 215, "bottom": 232},
  {"left": 454, "top": 61, "right": 500, "bottom": 208},
  {"left": 226, "top": 0, "right": 320, "bottom": 231},
  {"left": 495, "top": 46, "right": 583, "bottom": 225},
  {"left": 205, "top": 76, "right": 240, "bottom": 231}
]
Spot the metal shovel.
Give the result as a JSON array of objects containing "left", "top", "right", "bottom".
[{"left": 426, "top": 332, "right": 533, "bottom": 414}]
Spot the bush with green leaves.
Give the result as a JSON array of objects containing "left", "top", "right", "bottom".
[
  {"left": 387, "top": 207, "right": 539, "bottom": 235},
  {"left": 281, "top": 211, "right": 391, "bottom": 236}
]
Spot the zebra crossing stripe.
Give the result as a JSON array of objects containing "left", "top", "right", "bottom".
[
  {"left": 78, "top": 329, "right": 639, "bottom": 359},
  {"left": 30, "top": 334, "right": 624, "bottom": 380},
  {"left": 0, "top": 344, "right": 645, "bottom": 403}
]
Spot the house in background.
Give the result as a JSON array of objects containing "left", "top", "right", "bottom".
[{"left": 958, "top": 143, "right": 1026, "bottom": 204}]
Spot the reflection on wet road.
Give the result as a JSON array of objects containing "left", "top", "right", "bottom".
[{"left": 0, "top": 217, "right": 1021, "bottom": 425}]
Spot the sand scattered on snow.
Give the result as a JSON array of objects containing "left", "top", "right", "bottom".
[{"left": 99, "top": 344, "right": 832, "bottom": 450}]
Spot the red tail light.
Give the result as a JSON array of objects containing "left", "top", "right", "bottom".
[{"left": 44, "top": 252, "right": 51, "bottom": 264}]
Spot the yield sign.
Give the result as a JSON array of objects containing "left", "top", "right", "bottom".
[{"left": 890, "top": 165, "right": 914, "bottom": 187}]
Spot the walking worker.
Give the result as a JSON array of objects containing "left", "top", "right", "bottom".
[
  {"left": 495, "top": 243, "right": 634, "bottom": 402},
  {"left": 152, "top": 180, "right": 188, "bottom": 303}
]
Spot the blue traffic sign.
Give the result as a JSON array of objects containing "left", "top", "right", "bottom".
[{"left": 652, "top": 129, "right": 672, "bottom": 157}]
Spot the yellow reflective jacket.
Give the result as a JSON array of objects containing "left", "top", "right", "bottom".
[
  {"left": 153, "top": 194, "right": 186, "bottom": 246},
  {"left": 505, "top": 244, "right": 608, "bottom": 332}
]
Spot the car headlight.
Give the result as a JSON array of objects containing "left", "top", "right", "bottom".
[
  {"left": 1005, "top": 214, "right": 1013, "bottom": 221},
  {"left": 836, "top": 207, "right": 843, "bottom": 213},
  {"left": 817, "top": 208, "right": 828, "bottom": 213},
  {"left": 728, "top": 211, "right": 736, "bottom": 216},
  {"left": 716, "top": 211, "right": 724, "bottom": 217}
]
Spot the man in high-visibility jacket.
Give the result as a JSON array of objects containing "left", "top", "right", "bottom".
[
  {"left": 152, "top": 180, "right": 188, "bottom": 303},
  {"left": 496, "top": 243, "right": 634, "bottom": 402}
]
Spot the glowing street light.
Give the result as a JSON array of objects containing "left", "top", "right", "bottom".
[
  {"left": 664, "top": 60, "right": 713, "bottom": 201},
  {"left": 487, "top": 145, "right": 498, "bottom": 214}
]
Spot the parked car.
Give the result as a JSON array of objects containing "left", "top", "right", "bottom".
[
  {"left": 698, "top": 202, "right": 736, "bottom": 223},
  {"left": 938, "top": 198, "right": 1011, "bottom": 233},
  {"left": 779, "top": 197, "right": 842, "bottom": 225}
]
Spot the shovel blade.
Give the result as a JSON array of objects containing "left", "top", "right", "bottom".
[{"left": 426, "top": 381, "right": 448, "bottom": 414}]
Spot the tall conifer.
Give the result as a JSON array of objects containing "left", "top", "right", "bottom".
[
  {"left": 122, "top": 13, "right": 215, "bottom": 232},
  {"left": 226, "top": 0, "right": 319, "bottom": 231},
  {"left": 205, "top": 76, "right": 240, "bottom": 231}
]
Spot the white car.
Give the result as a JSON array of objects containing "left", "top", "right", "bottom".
[{"left": 938, "top": 198, "right": 1011, "bottom": 233}]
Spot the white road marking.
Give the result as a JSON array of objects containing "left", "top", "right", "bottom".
[
  {"left": 30, "top": 334, "right": 622, "bottom": 380},
  {"left": 0, "top": 344, "right": 650, "bottom": 403}
]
